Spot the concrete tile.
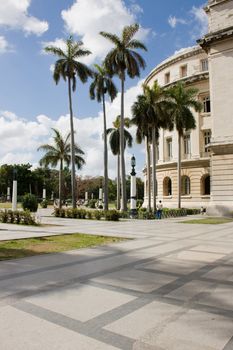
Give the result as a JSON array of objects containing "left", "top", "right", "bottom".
[
  {"left": 204, "top": 266, "right": 233, "bottom": 282},
  {"left": 168, "top": 250, "right": 225, "bottom": 263},
  {"left": 190, "top": 244, "right": 233, "bottom": 254},
  {"left": 136, "top": 309, "right": 233, "bottom": 350},
  {"left": 137, "top": 258, "right": 204, "bottom": 275},
  {"left": 104, "top": 300, "right": 181, "bottom": 339},
  {"left": 0, "top": 305, "right": 118, "bottom": 350},
  {"left": 26, "top": 283, "right": 135, "bottom": 322},
  {"left": 168, "top": 279, "right": 233, "bottom": 311},
  {"left": 92, "top": 268, "right": 177, "bottom": 293}
]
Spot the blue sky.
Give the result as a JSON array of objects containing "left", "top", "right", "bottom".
[{"left": 0, "top": 0, "right": 208, "bottom": 178}]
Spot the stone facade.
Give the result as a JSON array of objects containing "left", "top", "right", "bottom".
[
  {"left": 143, "top": 46, "right": 212, "bottom": 209},
  {"left": 143, "top": 0, "right": 233, "bottom": 214}
]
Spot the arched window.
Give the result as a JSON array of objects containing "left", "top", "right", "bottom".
[
  {"left": 181, "top": 176, "right": 191, "bottom": 195},
  {"left": 201, "top": 175, "right": 210, "bottom": 195},
  {"left": 163, "top": 177, "right": 172, "bottom": 196}
]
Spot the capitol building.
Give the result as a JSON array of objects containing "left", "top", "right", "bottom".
[{"left": 143, "top": 0, "right": 233, "bottom": 216}]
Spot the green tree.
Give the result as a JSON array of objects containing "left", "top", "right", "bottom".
[
  {"left": 89, "top": 64, "right": 117, "bottom": 210},
  {"left": 107, "top": 116, "right": 133, "bottom": 210},
  {"left": 166, "top": 83, "right": 202, "bottom": 208},
  {"left": 38, "top": 128, "right": 85, "bottom": 208},
  {"left": 100, "top": 23, "right": 147, "bottom": 211},
  {"left": 44, "top": 36, "right": 92, "bottom": 208}
]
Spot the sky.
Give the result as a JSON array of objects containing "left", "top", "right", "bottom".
[{"left": 0, "top": 0, "right": 208, "bottom": 179}]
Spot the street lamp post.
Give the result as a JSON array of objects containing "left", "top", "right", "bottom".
[{"left": 130, "top": 155, "right": 137, "bottom": 218}]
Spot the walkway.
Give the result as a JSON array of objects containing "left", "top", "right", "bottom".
[{"left": 0, "top": 213, "right": 233, "bottom": 349}]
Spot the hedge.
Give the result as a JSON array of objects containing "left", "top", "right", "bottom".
[
  {"left": 53, "top": 208, "right": 120, "bottom": 221},
  {"left": 0, "top": 210, "right": 38, "bottom": 225}
]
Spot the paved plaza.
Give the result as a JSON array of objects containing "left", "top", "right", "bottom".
[{"left": 0, "top": 213, "right": 233, "bottom": 349}]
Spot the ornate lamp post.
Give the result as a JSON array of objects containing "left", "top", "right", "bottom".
[
  {"left": 12, "top": 168, "right": 17, "bottom": 211},
  {"left": 130, "top": 155, "right": 137, "bottom": 218}
]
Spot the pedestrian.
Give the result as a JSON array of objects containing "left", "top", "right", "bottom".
[{"left": 156, "top": 200, "right": 163, "bottom": 219}]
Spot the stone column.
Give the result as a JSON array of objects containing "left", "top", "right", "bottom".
[
  {"left": 99, "top": 188, "right": 103, "bottom": 207},
  {"left": 7, "top": 187, "right": 11, "bottom": 201},
  {"left": 42, "top": 188, "right": 46, "bottom": 200},
  {"left": 12, "top": 180, "right": 17, "bottom": 211}
]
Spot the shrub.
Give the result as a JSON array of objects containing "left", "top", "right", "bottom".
[
  {"left": 88, "top": 199, "right": 97, "bottom": 209},
  {"left": 0, "top": 210, "right": 37, "bottom": 225},
  {"left": 119, "top": 211, "right": 129, "bottom": 219},
  {"left": 93, "top": 210, "right": 102, "bottom": 220},
  {"left": 0, "top": 210, "right": 8, "bottom": 223},
  {"left": 40, "top": 199, "right": 48, "bottom": 208},
  {"left": 86, "top": 211, "right": 93, "bottom": 219},
  {"left": 22, "top": 194, "right": 38, "bottom": 212},
  {"left": 104, "top": 210, "right": 120, "bottom": 221},
  {"left": 136, "top": 199, "right": 143, "bottom": 208}
]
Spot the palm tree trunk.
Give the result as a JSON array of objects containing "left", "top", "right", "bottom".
[
  {"left": 178, "top": 133, "right": 181, "bottom": 209},
  {"left": 152, "top": 127, "right": 157, "bottom": 213},
  {"left": 102, "top": 93, "right": 108, "bottom": 211},
  {"left": 117, "top": 153, "right": 120, "bottom": 210},
  {"left": 146, "top": 136, "right": 151, "bottom": 212},
  {"left": 120, "top": 76, "right": 127, "bottom": 211},
  {"left": 68, "top": 77, "right": 77, "bottom": 209},
  {"left": 59, "top": 159, "right": 63, "bottom": 209}
]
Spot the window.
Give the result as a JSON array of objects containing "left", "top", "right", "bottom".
[
  {"left": 204, "top": 130, "right": 211, "bottom": 152},
  {"left": 181, "top": 176, "right": 191, "bottom": 195},
  {"left": 201, "top": 175, "right": 210, "bottom": 195},
  {"left": 166, "top": 138, "right": 172, "bottom": 159},
  {"left": 201, "top": 59, "right": 208, "bottom": 72},
  {"left": 180, "top": 65, "right": 187, "bottom": 78},
  {"left": 165, "top": 72, "right": 170, "bottom": 84},
  {"left": 184, "top": 134, "right": 191, "bottom": 155},
  {"left": 203, "top": 96, "right": 211, "bottom": 113},
  {"left": 163, "top": 177, "right": 172, "bottom": 196}
]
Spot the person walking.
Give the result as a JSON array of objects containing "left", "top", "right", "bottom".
[{"left": 156, "top": 200, "right": 163, "bottom": 219}]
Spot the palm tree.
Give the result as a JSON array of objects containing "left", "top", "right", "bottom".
[
  {"left": 131, "top": 82, "right": 172, "bottom": 213},
  {"left": 166, "top": 83, "right": 202, "bottom": 208},
  {"left": 107, "top": 116, "right": 133, "bottom": 210},
  {"left": 44, "top": 36, "right": 92, "bottom": 208},
  {"left": 100, "top": 24, "right": 147, "bottom": 211},
  {"left": 89, "top": 64, "right": 117, "bottom": 210},
  {"left": 38, "top": 128, "right": 85, "bottom": 209},
  {"left": 131, "top": 94, "right": 152, "bottom": 212},
  {"left": 143, "top": 82, "right": 173, "bottom": 212}
]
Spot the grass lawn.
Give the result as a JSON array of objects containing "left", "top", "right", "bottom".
[
  {"left": 180, "top": 217, "right": 233, "bottom": 225},
  {"left": 0, "top": 202, "right": 16, "bottom": 209},
  {"left": 0, "top": 233, "right": 125, "bottom": 261}
]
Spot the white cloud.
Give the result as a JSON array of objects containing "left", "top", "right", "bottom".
[
  {"left": 191, "top": 6, "right": 208, "bottom": 38},
  {"left": 0, "top": 0, "right": 48, "bottom": 36},
  {"left": 0, "top": 36, "right": 12, "bottom": 54},
  {"left": 0, "top": 80, "right": 144, "bottom": 178},
  {"left": 60, "top": 0, "right": 150, "bottom": 64},
  {"left": 168, "top": 15, "right": 187, "bottom": 28}
]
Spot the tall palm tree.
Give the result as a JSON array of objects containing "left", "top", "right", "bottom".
[
  {"left": 107, "top": 116, "right": 133, "bottom": 210},
  {"left": 100, "top": 24, "right": 147, "bottom": 211},
  {"left": 89, "top": 64, "right": 117, "bottom": 210},
  {"left": 131, "top": 82, "right": 172, "bottom": 213},
  {"left": 143, "top": 82, "right": 173, "bottom": 212},
  {"left": 38, "top": 128, "right": 85, "bottom": 209},
  {"left": 166, "top": 83, "right": 202, "bottom": 208},
  {"left": 131, "top": 94, "right": 152, "bottom": 212},
  {"left": 45, "top": 36, "right": 92, "bottom": 208}
]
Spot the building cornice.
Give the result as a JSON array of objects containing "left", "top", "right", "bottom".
[
  {"left": 162, "top": 72, "right": 209, "bottom": 89},
  {"left": 197, "top": 26, "right": 233, "bottom": 51},
  {"left": 205, "top": 0, "right": 231, "bottom": 12},
  {"left": 144, "top": 47, "right": 204, "bottom": 85}
]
